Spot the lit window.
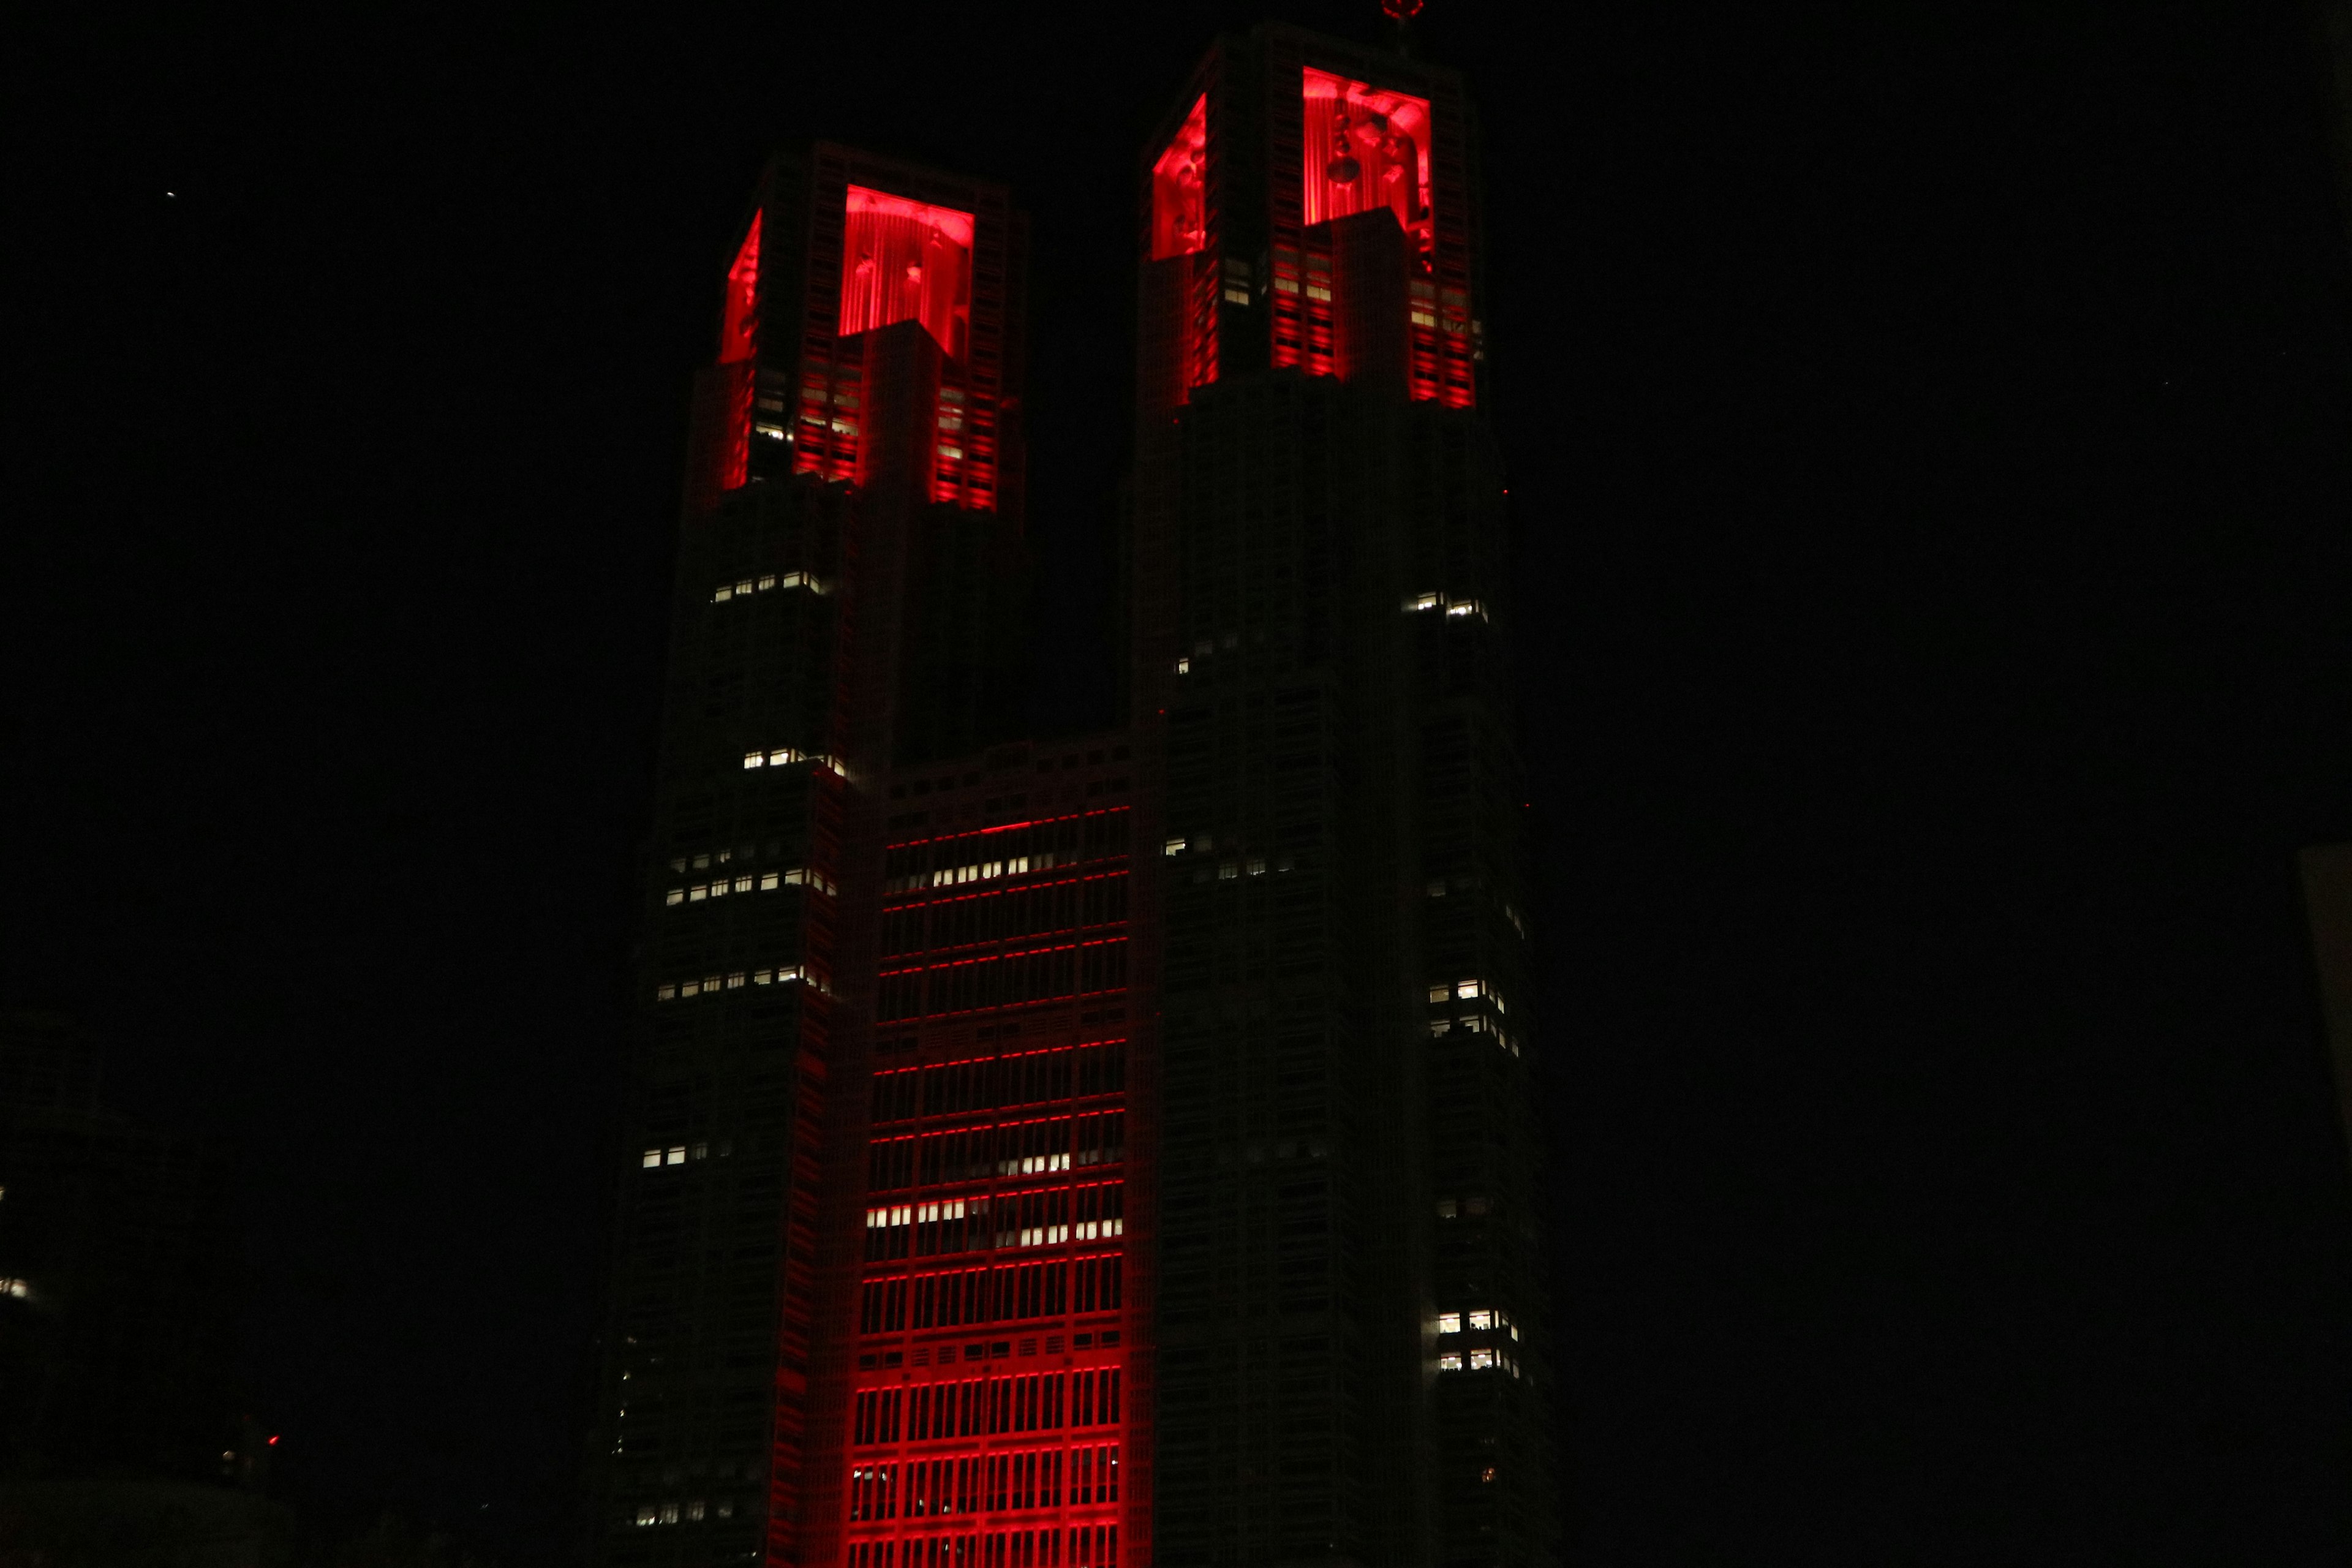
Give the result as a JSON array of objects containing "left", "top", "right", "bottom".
[
  {"left": 680, "top": 981, "right": 700, "bottom": 997},
  {"left": 1468, "top": 1310, "right": 1493, "bottom": 1331},
  {"left": 1223, "top": 287, "right": 1251, "bottom": 305},
  {"left": 643, "top": 1150, "right": 662, "bottom": 1169},
  {"left": 1404, "top": 592, "right": 1441, "bottom": 612},
  {"left": 637, "top": 1507, "right": 657, "bottom": 1527},
  {"left": 938, "top": 444, "right": 964, "bottom": 459},
  {"left": 669, "top": 858, "right": 686, "bottom": 872},
  {"left": 1428, "top": 1020, "right": 1450, "bottom": 1036},
  {"left": 1427, "top": 984, "right": 1450, "bottom": 1003},
  {"left": 1457, "top": 979, "right": 1482, "bottom": 999},
  {"left": 1246, "top": 857, "right": 1265, "bottom": 875},
  {"left": 690, "top": 886, "right": 707, "bottom": 902},
  {"left": 1174, "top": 657, "right": 1189, "bottom": 674},
  {"left": 660, "top": 1503, "right": 680, "bottom": 1525},
  {"left": 743, "top": 752, "right": 764, "bottom": 769},
  {"left": 655, "top": 984, "right": 676, "bottom": 1001},
  {"left": 687, "top": 1500, "right": 706, "bottom": 1521},
  {"left": 714, "top": 586, "right": 734, "bottom": 603},
  {"left": 733, "top": 876, "right": 752, "bottom": 893},
  {"left": 1438, "top": 1352, "right": 1463, "bottom": 1372},
  {"left": 736, "top": 579, "right": 753, "bottom": 595},
  {"left": 1164, "top": 837, "right": 1186, "bottom": 856},
  {"left": 1436, "top": 1313, "right": 1461, "bottom": 1334},
  {"left": 666, "top": 1147, "right": 686, "bottom": 1166},
  {"left": 665, "top": 889, "right": 683, "bottom": 906},
  {"left": 1469, "top": 1349, "right": 1494, "bottom": 1370},
  {"left": 725, "top": 971, "right": 745, "bottom": 989},
  {"left": 769, "top": 748, "right": 801, "bottom": 766},
  {"left": 753, "top": 969, "right": 771, "bottom": 984},
  {"left": 709, "top": 880, "right": 727, "bottom": 899},
  {"left": 758, "top": 574, "right": 777, "bottom": 590},
  {"left": 760, "top": 872, "right": 779, "bottom": 891}
]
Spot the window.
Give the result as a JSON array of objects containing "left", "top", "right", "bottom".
[
  {"left": 666, "top": 1147, "right": 686, "bottom": 1166},
  {"left": 1163, "top": 837, "right": 1185, "bottom": 856},
  {"left": 1438, "top": 1352, "right": 1463, "bottom": 1372},
  {"left": 1436, "top": 1313, "right": 1461, "bottom": 1334},
  {"left": 642, "top": 1149, "right": 662, "bottom": 1169},
  {"left": 1467, "top": 1310, "right": 1493, "bottom": 1330},
  {"left": 665, "top": 889, "right": 684, "bottom": 905},
  {"left": 1469, "top": 1349, "right": 1495, "bottom": 1370}
]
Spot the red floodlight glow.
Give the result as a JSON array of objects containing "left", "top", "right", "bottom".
[
  {"left": 1301, "top": 69, "right": 1431, "bottom": 256},
  {"left": 840, "top": 186, "right": 974, "bottom": 358},
  {"left": 722, "top": 211, "right": 760, "bottom": 364},
  {"left": 1150, "top": 94, "right": 1208, "bottom": 260}
]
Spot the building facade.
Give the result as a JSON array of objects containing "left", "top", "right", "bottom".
[{"left": 592, "top": 25, "right": 1550, "bottom": 1568}]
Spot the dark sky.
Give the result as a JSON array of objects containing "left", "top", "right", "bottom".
[{"left": 10, "top": 2, "right": 2352, "bottom": 1561}]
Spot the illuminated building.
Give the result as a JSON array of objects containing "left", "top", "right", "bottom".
[
  {"left": 594, "top": 24, "right": 1551, "bottom": 1568},
  {"left": 590, "top": 143, "right": 1136, "bottom": 1568},
  {"left": 1129, "top": 24, "right": 1554, "bottom": 1568}
]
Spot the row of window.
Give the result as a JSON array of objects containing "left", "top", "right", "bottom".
[
  {"left": 1428, "top": 978, "right": 1506, "bottom": 1011},
  {"left": 653, "top": 964, "right": 824, "bottom": 1002},
  {"left": 634, "top": 1498, "right": 736, "bottom": 1526},
  {"left": 841, "top": 1370, "right": 1120, "bottom": 1467},
  {"left": 710, "top": 569, "right": 826, "bottom": 603},
  {"left": 870, "top": 1042, "right": 1125, "bottom": 1124},
  {"left": 864, "top": 1186, "right": 1125, "bottom": 1261},
  {"left": 665, "top": 866, "right": 837, "bottom": 905},
  {"left": 1435, "top": 1348, "right": 1522, "bottom": 1376},
  {"left": 884, "top": 810, "right": 1131, "bottom": 892},
  {"left": 845, "top": 1444, "right": 1120, "bottom": 1513},
  {"left": 1431, "top": 1014, "right": 1523, "bottom": 1056},
  {"left": 1435, "top": 1308, "right": 1520, "bottom": 1338},
  {"left": 640, "top": 1140, "right": 731, "bottom": 1169},
  {"left": 866, "top": 1114, "right": 1126, "bottom": 1190},
  {"left": 744, "top": 747, "right": 846, "bottom": 774},
  {"left": 877, "top": 940, "right": 1128, "bottom": 1023},
  {"left": 883, "top": 875, "right": 1128, "bottom": 956},
  {"left": 845, "top": 1523, "right": 1117, "bottom": 1568},
  {"left": 859, "top": 1255, "right": 1124, "bottom": 1335},
  {"left": 1401, "top": 590, "right": 1490, "bottom": 622}
]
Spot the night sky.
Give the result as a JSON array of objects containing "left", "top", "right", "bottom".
[{"left": 11, "top": 2, "right": 2352, "bottom": 1561}]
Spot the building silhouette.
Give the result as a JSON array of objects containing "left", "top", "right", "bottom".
[{"left": 590, "top": 24, "right": 1550, "bottom": 1568}]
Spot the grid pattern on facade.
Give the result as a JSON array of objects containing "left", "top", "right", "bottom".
[{"left": 845, "top": 793, "right": 1136, "bottom": 1566}]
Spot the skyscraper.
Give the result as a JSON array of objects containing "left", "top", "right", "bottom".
[
  {"left": 592, "top": 25, "right": 1549, "bottom": 1568},
  {"left": 1128, "top": 26, "right": 1551, "bottom": 1567}
]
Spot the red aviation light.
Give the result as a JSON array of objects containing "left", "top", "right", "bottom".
[
  {"left": 1150, "top": 94, "right": 1208, "bottom": 260},
  {"left": 1301, "top": 69, "right": 1431, "bottom": 257},
  {"left": 840, "top": 186, "right": 975, "bottom": 359}
]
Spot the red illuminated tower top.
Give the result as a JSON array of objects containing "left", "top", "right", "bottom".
[
  {"left": 1137, "top": 24, "right": 1483, "bottom": 417},
  {"left": 687, "top": 143, "right": 1028, "bottom": 523}
]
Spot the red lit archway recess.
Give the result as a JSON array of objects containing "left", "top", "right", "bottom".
[
  {"left": 840, "top": 807, "right": 1138, "bottom": 1568},
  {"left": 1147, "top": 96, "right": 1217, "bottom": 399},
  {"left": 793, "top": 177, "right": 1004, "bottom": 513},
  {"left": 1275, "top": 66, "right": 1475, "bottom": 409},
  {"left": 718, "top": 212, "right": 761, "bottom": 489}
]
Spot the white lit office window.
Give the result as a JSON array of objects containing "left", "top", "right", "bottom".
[
  {"left": 665, "top": 889, "right": 683, "bottom": 906},
  {"left": 642, "top": 1150, "right": 662, "bottom": 1169},
  {"left": 666, "top": 1147, "right": 686, "bottom": 1166},
  {"left": 1436, "top": 1313, "right": 1461, "bottom": 1335},
  {"left": 1438, "top": 1352, "right": 1463, "bottom": 1372}
]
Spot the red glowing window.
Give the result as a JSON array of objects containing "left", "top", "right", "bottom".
[
  {"left": 1151, "top": 94, "right": 1208, "bottom": 260},
  {"left": 721, "top": 211, "right": 760, "bottom": 364},
  {"left": 839, "top": 186, "right": 974, "bottom": 359},
  {"left": 1301, "top": 69, "right": 1431, "bottom": 265}
]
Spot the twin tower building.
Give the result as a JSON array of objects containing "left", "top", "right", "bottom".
[{"left": 592, "top": 24, "right": 1551, "bottom": 1568}]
